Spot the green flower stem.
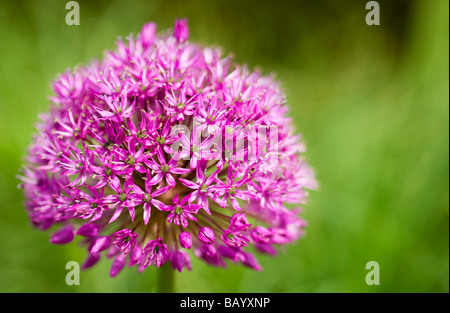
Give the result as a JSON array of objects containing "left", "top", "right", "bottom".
[{"left": 157, "top": 263, "right": 175, "bottom": 293}]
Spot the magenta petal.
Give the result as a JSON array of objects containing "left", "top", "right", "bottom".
[
  {"left": 110, "top": 252, "right": 126, "bottom": 277},
  {"left": 152, "top": 186, "right": 171, "bottom": 197},
  {"left": 174, "top": 19, "right": 189, "bottom": 42},
  {"left": 138, "top": 22, "right": 156, "bottom": 48},
  {"left": 180, "top": 215, "right": 188, "bottom": 228},
  {"left": 89, "top": 236, "right": 111, "bottom": 254},
  {"left": 76, "top": 223, "right": 99, "bottom": 237},
  {"left": 50, "top": 225, "right": 74, "bottom": 244},
  {"left": 143, "top": 203, "right": 151, "bottom": 225},
  {"left": 108, "top": 176, "right": 121, "bottom": 193},
  {"left": 189, "top": 155, "right": 198, "bottom": 169},
  {"left": 167, "top": 212, "right": 175, "bottom": 223},
  {"left": 218, "top": 245, "right": 242, "bottom": 262},
  {"left": 171, "top": 167, "right": 192, "bottom": 174},
  {"left": 93, "top": 178, "right": 107, "bottom": 189},
  {"left": 242, "top": 252, "right": 262, "bottom": 271},
  {"left": 179, "top": 232, "right": 192, "bottom": 249},
  {"left": 251, "top": 226, "right": 272, "bottom": 244},
  {"left": 106, "top": 244, "right": 121, "bottom": 259},
  {"left": 151, "top": 199, "right": 166, "bottom": 211},
  {"left": 230, "top": 213, "right": 250, "bottom": 230},
  {"left": 82, "top": 253, "right": 101, "bottom": 270},
  {"left": 144, "top": 159, "right": 160, "bottom": 171},
  {"left": 198, "top": 227, "right": 215, "bottom": 244},
  {"left": 230, "top": 197, "right": 242, "bottom": 211},
  {"left": 172, "top": 194, "right": 179, "bottom": 204},
  {"left": 89, "top": 208, "right": 104, "bottom": 222},
  {"left": 109, "top": 205, "right": 123, "bottom": 223},
  {"left": 148, "top": 172, "right": 163, "bottom": 185},
  {"left": 156, "top": 147, "right": 165, "bottom": 164},
  {"left": 166, "top": 173, "right": 176, "bottom": 187},
  {"left": 127, "top": 206, "right": 136, "bottom": 222},
  {"left": 170, "top": 251, "right": 186, "bottom": 272},
  {"left": 199, "top": 197, "right": 211, "bottom": 215},
  {"left": 255, "top": 243, "right": 277, "bottom": 256},
  {"left": 129, "top": 246, "right": 143, "bottom": 266},
  {"left": 178, "top": 178, "right": 198, "bottom": 189},
  {"left": 127, "top": 183, "right": 144, "bottom": 195}
]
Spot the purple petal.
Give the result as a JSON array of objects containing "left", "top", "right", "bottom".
[
  {"left": 89, "top": 236, "right": 111, "bottom": 254},
  {"left": 230, "top": 197, "right": 242, "bottom": 211},
  {"left": 166, "top": 173, "right": 176, "bottom": 187},
  {"left": 174, "top": 19, "right": 189, "bottom": 42},
  {"left": 138, "top": 22, "right": 156, "bottom": 48},
  {"left": 242, "top": 252, "right": 262, "bottom": 271},
  {"left": 255, "top": 243, "right": 277, "bottom": 255},
  {"left": 170, "top": 251, "right": 191, "bottom": 272},
  {"left": 172, "top": 194, "right": 179, "bottom": 205},
  {"left": 218, "top": 245, "right": 243, "bottom": 262},
  {"left": 127, "top": 183, "right": 144, "bottom": 195},
  {"left": 109, "top": 205, "right": 123, "bottom": 223},
  {"left": 76, "top": 223, "right": 99, "bottom": 237},
  {"left": 143, "top": 203, "right": 151, "bottom": 225},
  {"left": 195, "top": 163, "right": 205, "bottom": 182},
  {"left": 110, "top": 252, "right": 126, "bottom": 277},
  {"left": 198, "top": 196, "right": 211, "bottom": 215},
  {"left": 251, "top": 226, "right": 273, "bottom": 244},
  {"left": 89, "top": 208, "right": 104, "bottom": 222},
  {"left": 230, "top": 213, "right": 250, "bottom": 230},
  {"left": 108, "top": 176, "right": 121, "bottom": 193},
  {"left": 190, "top": 155, "right": 198, "bottom": 169},
  {"left": 148, "top": 172, "right": 163, "bottom": 185},
  {"left": 179, "top": 232, "right": 192, "bottom": 249},
  {"left": 198, "top": 227, "right": 215, "bottom": 244},
  {"left": 144, "top": 159, "right": 160, "bottom": 171},
  {"left": 82, "top": 253, "right": 101, "bottom": 270},
  {"left": 156, "top": 147, "right": 166, "bottom": 164},
  {"left": 129, "top": 246, "right": 143, "bottom": 266},
  {"left": 180, "top": 214, "right": 188, "bottom": 228},
  {"left": 178, "top": 178, "right": 198, "bottom": 189},
  {"left": 50, "top": 225, "right": 74, "bottom": 244},
  {"left": 151, "top": 199, "right": 166, "bottom": 211},
  {"left": 152, "top": 185, "right": 171, "bottom": 197},
  {"left": 167, "top": 212, "right": 175, "bottom": 223},
  {"left": 127, "top": 206, "right": 136, "bottom": 222},
  {"left": 171, "top": 167, "right": 192, "bottom": 174}
]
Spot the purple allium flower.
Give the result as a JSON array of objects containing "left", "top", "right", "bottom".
[
  {"left": 18, "top": 19, "right": 317, "bottom": 277},
  {"left": 112, "top": 229, "right": 138, "bottom": 254},
  {"left": 159, "top": 194, "right": 200, "bottom": 228}
]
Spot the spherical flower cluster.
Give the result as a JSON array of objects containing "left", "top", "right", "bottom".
[{"left": 18, "top": 19, "right": 317, "bottom": 277}]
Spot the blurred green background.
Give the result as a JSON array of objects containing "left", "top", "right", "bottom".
[{"left": 0, "top": 0, "right": 448, "bottom": 292}]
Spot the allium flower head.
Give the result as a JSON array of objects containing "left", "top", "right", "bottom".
[{"left": 18, "top": 19, "right": 317, "bottom": 276}]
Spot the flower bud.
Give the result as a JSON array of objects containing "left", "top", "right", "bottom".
[
  {"left": 110, "top": 252, "right": 126, "bottom": 277},
  {"left": 198, "top": 227, "right": 215, "bottom": 244},
  {"left": 50, "top": 225, "right": 74, "bottom": 244},
  {"left": 88, "top": 236, "right": 111, "bottom": 254},
  {"left": 138, "top": 22, "right": 156, "bottom": 48},
  {"left": 250, "top": 226, "right": 272, "bottom": 244},
  {"left": 76, "top": 223, "right": 99, "bottom": 237},
  {"left": 179, "top": 231, "right": 192, "bottom": 249},
  {"left": 174, "top": 19, "right": 189, "bottom": 42},
  {"left": 82, "top": 253, "right": 101, "bottom": 270}
]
